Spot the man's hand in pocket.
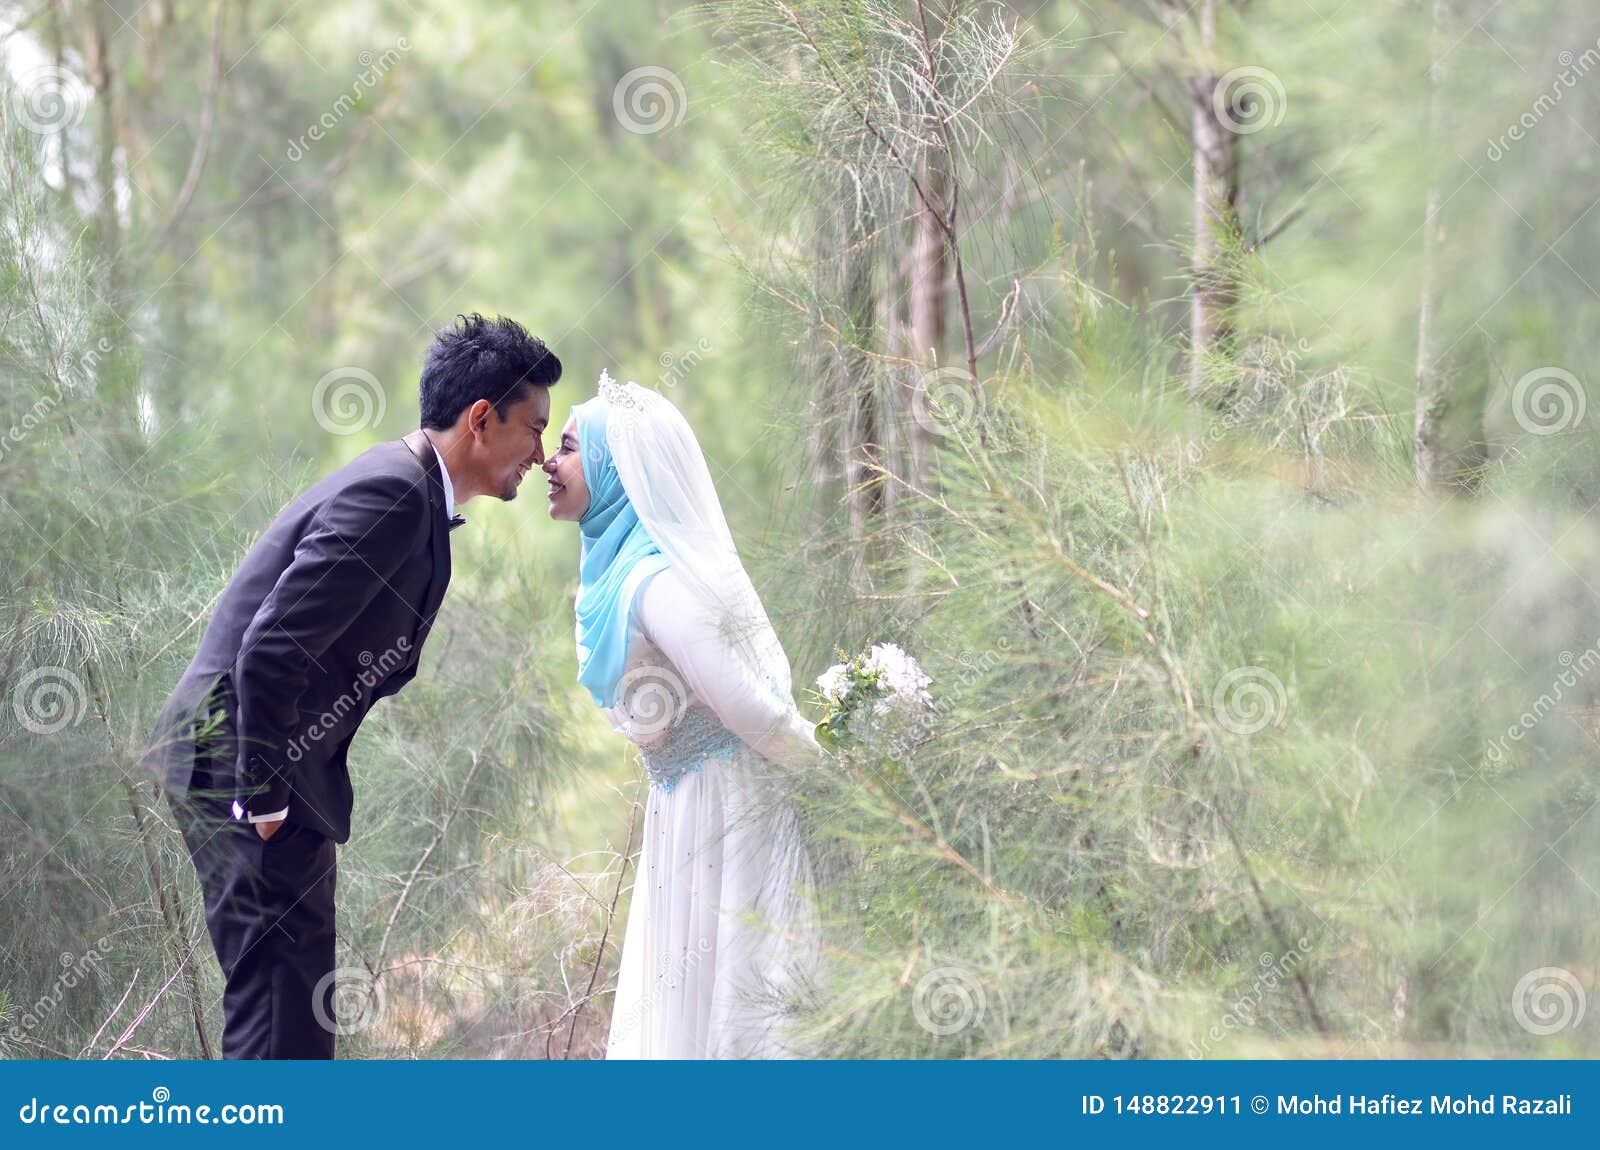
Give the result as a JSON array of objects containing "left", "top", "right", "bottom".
[{"left": 255, "top": 815, "right": 288, "bottom": 842}]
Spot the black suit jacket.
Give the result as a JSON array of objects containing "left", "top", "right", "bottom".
[{"left": 148, "top": 430, "right": 451, "bottom": 843}]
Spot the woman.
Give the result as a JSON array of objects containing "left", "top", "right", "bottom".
[{"left": 544, "top": 372, "right": 820, "bottom": 1059}]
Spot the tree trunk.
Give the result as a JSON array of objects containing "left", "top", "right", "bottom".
[
  {"left": 905, "top": 150, "right": 948, "bottom": 490},
  {"left": 48, "top": 0, "right": 77, "bottom": 203},
  {"left": 586, "top": 31, "right": 642, "bottom": 345},
  {"left": 85, "top": 0, "right": 128, "bottom": 413},
  {"left": 86, "top": 0, "right": 120, "bottom": 296},
  {"left": 1187, "top": 0, "right": 1238, "bottom": 401},
  {"left": 1414, "top": 0, "right": 1454, "bottom": 491},
  {"left": 840, "top": 195, "right": 880, "bottom": 592}
]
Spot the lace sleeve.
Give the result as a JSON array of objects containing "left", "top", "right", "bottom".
[{"left": 635, "top": 568, "right": 821, "bottom": 766}]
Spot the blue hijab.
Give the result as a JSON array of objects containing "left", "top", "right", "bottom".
[{"left": 572, "top": 395, "right": 670, "bottom": 707}]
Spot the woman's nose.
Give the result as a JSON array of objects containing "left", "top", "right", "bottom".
[{"left": 542, "top": 456, "right": 558, "bottom": 475}]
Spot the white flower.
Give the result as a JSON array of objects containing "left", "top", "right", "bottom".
[
  {"left": 864, "top": 643, "right": 931, "bottom": 699},
  {"left": 816, "top": 663, "right": 852, "bottom": 705}
]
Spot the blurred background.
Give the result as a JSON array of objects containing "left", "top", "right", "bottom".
[{"left": 2, "top": 0, "right": 1599, "bottom": 1058}]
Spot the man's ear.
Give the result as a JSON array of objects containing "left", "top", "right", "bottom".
[{"left": 466, "top": 398, "right": 495, "bottom": 441}]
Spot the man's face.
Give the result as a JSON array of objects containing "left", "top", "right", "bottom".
[{"left": 472, "top": 389, "right": 551, "bottom": 502}]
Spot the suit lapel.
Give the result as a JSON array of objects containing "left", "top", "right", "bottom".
[{"left": 401, "top": 430, "right": 452, "bottom": 652}]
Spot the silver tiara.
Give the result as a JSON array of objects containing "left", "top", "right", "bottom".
[{"left": 598, "top": 369, "right": 649, "bottom": 413}]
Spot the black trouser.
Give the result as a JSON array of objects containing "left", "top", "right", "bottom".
[{"left": 172, "top": 752, "right": 338, "bottom": 1059}]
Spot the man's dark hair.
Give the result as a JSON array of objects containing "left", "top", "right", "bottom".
[{"left": 419, "top": 313, "right": 561, "bottom": 429}]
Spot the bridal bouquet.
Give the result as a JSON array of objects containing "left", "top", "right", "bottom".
[{"left": 814, "top": 642, "right": 934, "bottom": 757}]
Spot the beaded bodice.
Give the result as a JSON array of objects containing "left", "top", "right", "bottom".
[{"left": 637, "top": 704, "right": 745, "bottom": 793}]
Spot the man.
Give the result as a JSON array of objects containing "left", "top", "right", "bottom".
[{"left": 148, "top": 314, "right": 560, "bottom": 1058}]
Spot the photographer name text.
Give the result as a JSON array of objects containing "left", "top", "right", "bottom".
[{"left": 1079, "top": 1093, "right": 1573, "bottom": 1117}]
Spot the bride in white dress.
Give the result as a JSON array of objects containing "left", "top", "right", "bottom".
[{"left": 543, "top": 373, "right": 821, "bottom": 1059}]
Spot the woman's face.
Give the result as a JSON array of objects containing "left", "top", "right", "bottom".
[{"left": 543, "top": 416, "right": 590, "bottom": 521}]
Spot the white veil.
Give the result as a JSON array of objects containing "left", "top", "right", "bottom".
[{"left": 600, "top": 372, "right": 798, "bottom": 703}]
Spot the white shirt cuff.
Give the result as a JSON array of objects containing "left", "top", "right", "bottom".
[{"left": 231, "top": 801, "right": 290, "bottom": 824}]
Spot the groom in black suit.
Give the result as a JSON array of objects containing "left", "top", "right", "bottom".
[{"left": 148, "top": 314, "right": 559, "bottom": 1059}]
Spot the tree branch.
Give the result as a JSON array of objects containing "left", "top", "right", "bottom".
[{"left": 150, "top": 0, "right": 227, "bottom": 251}]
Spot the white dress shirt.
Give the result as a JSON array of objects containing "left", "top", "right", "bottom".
[
  {"left": 234, "top": 438, "right": 456, "bottom": 826},
  {"left": 430, "top": 439, "right": 456, "bottom": 517}
]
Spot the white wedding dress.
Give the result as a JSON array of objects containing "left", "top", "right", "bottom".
[{"left": 604, "top": 566, "right": 820, "bottom": 1059}]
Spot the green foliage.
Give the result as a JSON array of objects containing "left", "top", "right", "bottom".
[
  {"left": 774, "top": 324, "right": 1599, "bottom": 1056},
  {"left": 3, "top": 0, "right": 1598, "bottom": 1060}
]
